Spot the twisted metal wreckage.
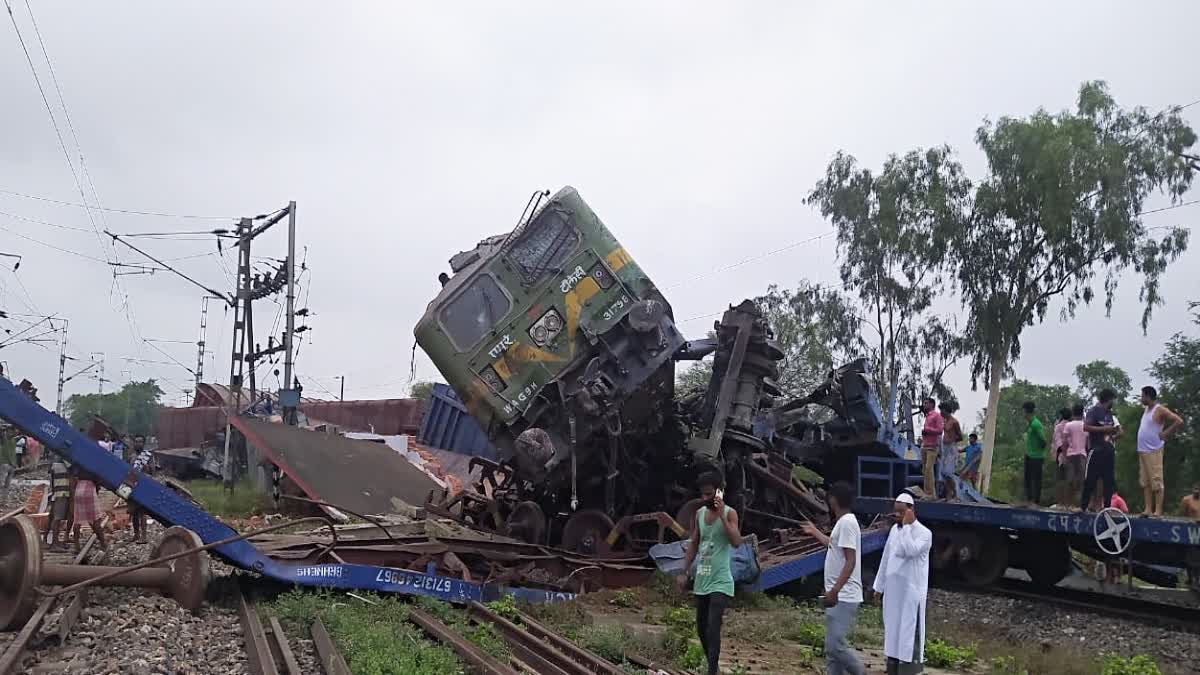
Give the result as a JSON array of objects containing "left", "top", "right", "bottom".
[{"left": 0, "top": 187, "right": 938, "bottom": 628}]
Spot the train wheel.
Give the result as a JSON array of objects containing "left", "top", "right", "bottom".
[
  {"left": 504, "top": 501, "right": 546, "bottom": 545},
  {"left": 957, "top": 531, "right": 1009, "bottom": 587},
  {"left": 562, "top": 510, "right": 615, "bottom": 556},
  {"left": 1025, "top": 537, "right": 1072, "bottom": 587},
  {"left": 675, "top": 499, "right": 705, "bottom": 535}
]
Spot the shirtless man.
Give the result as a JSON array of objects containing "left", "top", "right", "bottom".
[{"left": 1182, "top": 485, "right": 1200, "bottom": 520}]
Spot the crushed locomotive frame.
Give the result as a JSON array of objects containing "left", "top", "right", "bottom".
[{"left": 416, "top": 186, "right": 830, "bottom": 552}]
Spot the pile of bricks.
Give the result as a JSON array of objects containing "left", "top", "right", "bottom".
[
  {"left": 411, "top": 437, "right": 465, "bottom": 496},
  {"left": 22, "top": 483, "right": 130, "bottom": 533}
]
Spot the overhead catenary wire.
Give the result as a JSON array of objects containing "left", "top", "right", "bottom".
[
  {"left": 662, "top": 231, "right": 835, "bottom": 290},
  {"left": 0, "top": 188, "right": 237, "bottom": 221},
  {"left": 7, "top": 0, "right": 147, "bottom": 359}
]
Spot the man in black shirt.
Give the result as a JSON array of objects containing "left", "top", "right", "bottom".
[{"left": 1081, "top": 389, "right": 1121, "bottom": 511}]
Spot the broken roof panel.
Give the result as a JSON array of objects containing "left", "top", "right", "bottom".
[{"left": 231, "top": 416, "right": 439, "bottom": 516}]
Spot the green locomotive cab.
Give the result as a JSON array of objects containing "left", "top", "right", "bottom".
[{"left": 415, "top": 187, "right": 686, "bottom": 509}]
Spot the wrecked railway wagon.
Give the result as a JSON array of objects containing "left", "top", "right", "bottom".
[
  {"left": 415, "top": 187, "right": 689, "bottom": 544},
  {"left": 416, "top": 187, "right": 824, "bottom": 552}
]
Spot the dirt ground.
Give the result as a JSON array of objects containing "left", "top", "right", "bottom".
[{"left": 527, "top": 579, "right": 1186, "bottom": 675}]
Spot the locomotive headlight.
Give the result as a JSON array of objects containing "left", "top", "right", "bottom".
[
  {"left": 528, "top": 308, "right": 564, "bottom": 345},
  {"left": 589, "top": 263, "right": 614, "bottom": 290},
  {"left": 479, "top": 365, "right": 506, "bottom": 392}
]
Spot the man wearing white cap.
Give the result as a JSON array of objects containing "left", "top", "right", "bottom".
[{"left": 872, "top": 491, "right": 932, "bottom": 674}]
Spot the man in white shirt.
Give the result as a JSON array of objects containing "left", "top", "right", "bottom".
[
  {"left": 802, "top": 482, "right": 865, "bottom": 675},
  {"left": 873, "top": 491, "right": 932, "bottom": 675}
]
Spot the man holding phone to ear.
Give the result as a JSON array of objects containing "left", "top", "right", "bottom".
[
  {"left": 802, "top": 481, "right": 865, "bottom": 675},
  {"left": 682, "top": 471, "right": 742, "bottom": 675}
]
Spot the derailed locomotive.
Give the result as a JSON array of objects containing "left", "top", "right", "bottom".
[{"left": 416, "top": 187, "right": 885, "bottom": 552}]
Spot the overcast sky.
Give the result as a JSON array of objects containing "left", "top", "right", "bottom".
[{"left": 1, "top": 2, "right": 1197, "bottom": 428}]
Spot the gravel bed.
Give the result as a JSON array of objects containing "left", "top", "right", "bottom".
[
  {"left": 926, "top": 587, "right": 1200, "bottom": 670},
  {"left": 14, "top": 522, "right": 251, "bottom": 675}
]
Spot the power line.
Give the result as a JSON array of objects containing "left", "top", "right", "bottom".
[
  {"left": 0, "top": 223, "right": 108, "bottom": 262},
  {"left": 0, "top": 209, "right": 91, "bottom": 232},
  {"left": 663, "top": 231, "right": 834, "bottom": 290},
  {"left": 0, "top": 188, "right": 236, "bottom": 220},
  {"left": 1138, "top": 198, "right": 1200, "bottom": 216},
  {"left": 7, "top": 0, "right": 146, "bottom": 354}
]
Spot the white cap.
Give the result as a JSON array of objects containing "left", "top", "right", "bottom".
[{"left": 895, "top": 492, "right": 915, "bottom": 505}]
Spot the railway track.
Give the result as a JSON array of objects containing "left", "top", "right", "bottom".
[
  {"left": 236, "top": 581, "right": 347, "bottom": 675},
  {"left": 937, "top": 577, "right": 1200, "bottom": 632},
  {"left": 0, "top": 515, "right": 106, "bottom": 674},
  {"left": 408, "top": 599, "right": 694, "bottom": 675}
]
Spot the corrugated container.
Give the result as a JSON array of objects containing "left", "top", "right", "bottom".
[
  {"left": 418, "top": 384, "right": 496, "bottom": 458},
  {"left": 157, "top": 406, "right": 227, "bottom": 450},
  {"left": 300, "top": 399, "right": 424, "bottom": 436}
]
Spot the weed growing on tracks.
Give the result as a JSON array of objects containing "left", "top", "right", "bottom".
[
  {"left": 268, "top": 589, "right": 476, "bottom": 674},
  {"left": 610, "top": 588, "right": 639, "bottom": 608}
]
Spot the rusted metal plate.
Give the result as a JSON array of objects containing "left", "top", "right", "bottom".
[
  {"left": 157, "top": 406, "right": 226, "bottom": 450},
  {"left": 232, "top": 417, "right": 439, "bottom": 516},
  {"left": 300, "top": 399, "right": 423, "bottom": 436}
]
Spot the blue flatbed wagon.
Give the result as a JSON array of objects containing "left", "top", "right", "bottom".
[{"left": 856, "top": 496, "right": 1200, "bottom": 593}]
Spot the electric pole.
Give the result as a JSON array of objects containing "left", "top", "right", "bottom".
[
  {"left": 223, "top": 217, "right": 252, "bottom": 490},
  {"left": 195, "top": 296, "right": 209, "bottom": 389},
  {"left": 337, "top": 375, "right": 345, "bottom": 402},
  {"left": 55, "top": 318, "right": 69, "bottom": 416},
  {"left": 283, "top": 201, "right": 297, "bottom": 424},
  {"left": 221, "top": 204, "right": 296, "bottom": 488}
]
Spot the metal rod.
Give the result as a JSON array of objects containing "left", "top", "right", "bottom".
[
  {"left": 41, "top": 516, "right": 336, "bottom": 598},
  {"left": 42, "top": 562, "right": 170, "bottom": 587}
]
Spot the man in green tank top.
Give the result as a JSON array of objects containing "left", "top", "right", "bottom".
[{"left": 682, "top": 472, "right": 743, "bottom": 675}]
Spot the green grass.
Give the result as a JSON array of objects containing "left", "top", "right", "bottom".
[
  {"left": 269, "top": 590, "right": 470, "bottom": 675},
  {"left": 1101, "top": 654, "right": 1162, "bottom": 675},
  {"left": 187, "top": 479, "right": 272, "bottom": 519},
  {"left": 925, "top": 638, "right": 977, "bottom": 669}
]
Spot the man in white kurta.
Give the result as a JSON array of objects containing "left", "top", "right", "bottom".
[{"left": 872, "top": 492, "right": 932, "bottom": 675}]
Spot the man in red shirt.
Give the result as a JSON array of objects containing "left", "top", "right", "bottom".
[{"left": 920, "top": 397, "right": 943, "bottom": 496}]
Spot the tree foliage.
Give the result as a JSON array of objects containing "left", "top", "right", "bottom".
[
  {"left": 1073, "top": 360, "right": 1132, "bottom": 402},
  {"left": 408, "top": 380, "right": 438, "bottom": 402},
  {"left": 955, "top": 81, "right": 1194, "bottom": 388},
  {"left": 754, "top": 282, "right": 864, "bottom": 398},
  {"left": 675, "top": 282, "right": 865, "bottom": 402},
  {"left": 64, "top": 380, "right": 164, "bottom": 437},
  {"left": 807, "top": 147, "right": 971, "bottom": 401}
]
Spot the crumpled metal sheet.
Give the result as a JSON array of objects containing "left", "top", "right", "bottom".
[{"left": 232, "top": 416, "right": 439, "bottom": 516}]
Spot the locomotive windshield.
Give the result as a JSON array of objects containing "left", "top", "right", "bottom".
[
  {"left": 439, "top": 274, "right": 511, "bottom": 351},
  {"left": 506, "top": 208, "right": 580, "bottom": 283}
]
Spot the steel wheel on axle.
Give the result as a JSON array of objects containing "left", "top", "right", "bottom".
[
  {"left": 956, "top": 530, "right": 1009, "bottom": 587},
  {"left": 150, "top": 526, "right": 210, "bottom": 611},
  {"left": 561, "top": 510, "right": 615, "bottom": 556},
  {"left": 0, "top": 516, "right": 43, "bottom": 631},
  {"left": 504, "top": 501, "right": 546, "bottom": 545}
]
